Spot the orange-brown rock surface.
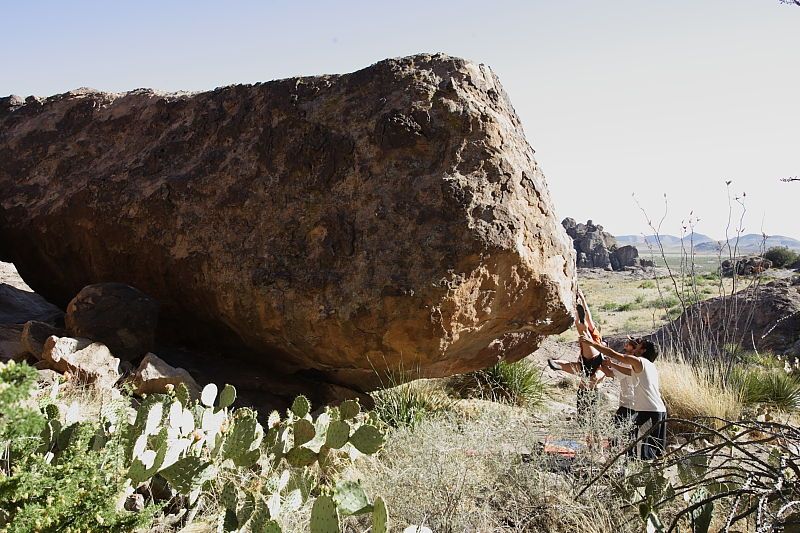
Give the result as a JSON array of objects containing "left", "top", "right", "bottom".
[{"left": 0, "top": 54, "right": 575, "bottom": 388}]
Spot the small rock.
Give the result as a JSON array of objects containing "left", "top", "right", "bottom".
[
  {"left": 124, "top": 493, "right": 145, "bottom": 512},
  {"left": 41, "top": 335, "right": 122, "bottom": 388},
  {"left": 65, "top": 283, "right": 159, "bottom": 361},
  {"left": 131, "top": 352, "right": 200, "bottom": 397},
  {"left": 21, "top": 321, "right": 66, "bottom": 359},
  {"left": 36, "top": 368, "right": 62, "bottom": 384}
]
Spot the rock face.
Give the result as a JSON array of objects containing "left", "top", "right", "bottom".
[
  {"left": 562, "top": 218, "right": 616, "bottom": 269},
  {"left": 0, "top": 54, "right": 575, "bottom": 388},
  {"left": 65, "top": 283, "right": 159, "bottom": 361}
]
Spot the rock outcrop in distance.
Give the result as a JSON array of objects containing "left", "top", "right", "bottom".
[
  {"left": 562, "top": 218, "right": 643, "bottom": 271},
  {"left": 0, "top": 54, "right": 576, "bottom": 388}
]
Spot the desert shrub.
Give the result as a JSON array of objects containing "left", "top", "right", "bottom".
[
  {"left": 657, "top": 360, "right": 741, "bottom": 420},
  {"left": 764, "top": 246, "right": 799, "bottom": 268},
  {"left": 639, "top": 280, "right": 656, "bottom": 289},
  {"left": 0, "top": 360, "right": 156, "bottom": 531},
  {"left": 370, "top": 379, "right": 454, "bottom": 429},
  {"left": 450, "top": 361, "right": 547, "bottom": 408},
  {"left": 732, "top": 367, "right": 800, "bottom": 411}
]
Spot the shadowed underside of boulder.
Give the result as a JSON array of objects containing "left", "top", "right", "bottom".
[{"left": 0, "top": 53, "right": 575, "bottom": 388}]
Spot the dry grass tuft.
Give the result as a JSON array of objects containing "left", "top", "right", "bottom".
[{"left": 657, "top": 359, "right": 741, "bottom": 420}]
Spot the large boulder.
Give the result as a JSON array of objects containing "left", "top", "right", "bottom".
[
  {"left": 22, "top": 320, "right": 67, "bottom": 359},
  {"left": 0, "top": 54, "right": 575, "bottom": 388},
  {"left": 720, "top": 256, "right": 772, "bottom": 277},
  {"left": 130, "top": 352, "right": 200, "bottom": 397},
  {"left": 65, "top": 283, "right": 159, "bottom": 361}
]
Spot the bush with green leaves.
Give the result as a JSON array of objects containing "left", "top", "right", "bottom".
[
  {"left": 731, "top": 367, "right": 800, "bottom": 411},
  {"left": 764, "top": 246, "right": 799, "bottom": 268},
  {"left": 0, "top": 360, "right": 157, "bottom": 531}
]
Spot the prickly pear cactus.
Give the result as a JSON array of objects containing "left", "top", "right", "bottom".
[
  {"left": 338, "top": 399, "right": 360, "bottom": 420},
  {"left": 333, "top": 481, "right": 371, "bottom": 515},
  {"left": 159, "top": 455, "right": 214, "bottom": 494}
]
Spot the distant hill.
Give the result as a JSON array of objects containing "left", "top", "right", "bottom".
[
  {"left": 615, "top": 233, "right": 715, "bottom": 249},
  {"left": 693, "top": 234, "right": 800, "bottom": 253}
]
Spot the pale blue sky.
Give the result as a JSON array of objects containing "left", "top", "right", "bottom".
[{"left": 3, "top": 0, "right": 798, "bottom": 238}]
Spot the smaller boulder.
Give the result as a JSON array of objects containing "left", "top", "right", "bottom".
[
  {"left": 41, "top": 335, "right": 122, "bottom": 388},
  {"left": 21, "top": 321, "right": 66, "bottom": 359},
  {"left": 0, "top": 283, "right": 64, "bottom": 325},
  {"left": 65, "top": 283, "right": 159, "bottom": 361},
  {"left": 0, "top": 324, "right": 25, "bottom": 362},
  {"left": 131, "top": 352, "right": 200, "bottom": 397},
  {"left": 611, "top": 245, "right": 640, "bottom": 270}
]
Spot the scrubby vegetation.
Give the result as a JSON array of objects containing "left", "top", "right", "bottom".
[
  {"left": 0, "top": 360, "right": 388, "bottom": 532},
  {"left": 764, "top": 246, "right": 799, "bottom": 268}
]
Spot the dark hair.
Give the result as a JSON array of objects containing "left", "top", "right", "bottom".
[{"left": 640, "top": 340, "right": 658, "bottom": 361}]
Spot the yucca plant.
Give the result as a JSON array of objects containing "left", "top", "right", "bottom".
[
  {"left": 732, "top": 367, "right": 800, "bottom": 411},
  {"left": 451, "top": 360, "right": 548, "bottom": 408},
  {"left": 370, "top": 380, "right": 453, "bottom": 429}
]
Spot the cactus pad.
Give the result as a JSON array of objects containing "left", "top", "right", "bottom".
[
  {"left": 310, "top": 494, "right": 341, "bottom": 533},
  {"left": 221, "top": 481, "right": 239, "bottom": 511},
  {"left": 338, "top": 399, "right": 360, "bottom": 420},
  {"left": 372, "top": 497, "right": 388, "bottom": 533},
  {"left": 218, "top": 383, "right": 237, "bottom": 409},
  {"left": 333, "top": 480, "right": 371, "bottom": 515},
  {"left": 44, "top": 403, "right": 60, "bottom": 420},
  {"left": 286, "top": 446, "right": 318, "bottom": 468},
  {"left": 291, "top": 395, "right": 311, "bottom": 418},
  {"left": 293, "top": 418, "right": 315, "bottom": 446},
  {"left": 325, "top": 420, "right": 350, "bottom": 449},
  {"left": 174, "top": 382, "right": 191, "bottom": 406},
  {"left": 349, "top": 424, "right": 384, "bottom": 454},
  {"left": 201, "top": 383, "right": 218, "bottom": 407},
  {"left": 159, "top": 455, "right": 213, "bottom": 494}
]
